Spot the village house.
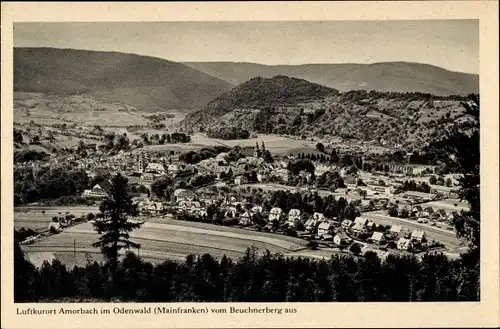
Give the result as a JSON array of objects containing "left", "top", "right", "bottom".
[
  {"left": 397, "top": 205, "right": 411, "bottom": 217},
  {"left": 173, "top": 188, "right": 195, "bottom": 203},
  {"left": 81, "top": 184, "right": 109, "bottom": 199},
  {"left": 178, "top": 200, "right": 202, "bottom": 214},
  {"left": 370, "top": 231, "right": 386, "bottom": 245},
  {"left": 304, "top": 217, "right": 318, "bottom": 233},
  {"left": 411, "top": 205, "right": 423, "bottom": 217},
  {"left": 135, "top": 151, "right": 151, "bottom": 173},
  {"left": 313, "top": 212, "right": 326, "bottom": 223},
  {"left": 256, "top": 171, "right": 270, "bottom": 183},
  {"left": 343, "top": 175, "right": 358, "bottom": 186},
  {"left": 314, "top": 163, "right": 331, "bottom": 177},
  {"left": 351, "top": 223, "right": 369, "bottom": 236},
  {"left": 432, "top": 209, "right": 448, "bottom": 221},
  {"left": 141, "top": 200, "right": 164, "bottom": 216},
  {"left": 317, "top": 221, "right": 336, "bottom": 240},
  {"left": 145, "top": 162, "right": 166, "bottom": 174},
  {"left": 284, "top": 209, "right": 301, "bottom": 229},
  {"left": 167, "top": 164, "right": 180, "bottom": 175},
  {"left": 333, "top": 231, "right": 351, "bottom": 246},
  {"left": 341, "top": 219, "right": 353, "bottom": 230},
  {"left": 298, "top": 170, "right": 313, "bottom": 182},
  {"left": 141, "top": 172, "right": 159, "bottom": 186},
  {"left": 274, "top": 168, "right": 289, "bottom": 183},
  {"left": 239, "top": 211, "right": 253, "bottom": 226},
  {"left": 251, "top": 205, "right": 263, "bottom": 215},
  {"left": 397, "top": 237, "right": 414, "bottom": 251},
  {"left": 234, "top": 175, "right": 249, "bottom": 185},
  {"left": 421, "top": 206, "right": 435, "bottom": 218},
  {"left": 410, "top": 230, "right": 427, "bottom": 244},
  {"left": 224, "top": 208, "right": 237, "bottom": 219},
  {"left": 388, "top": 225, "right": 403, "bottom": 239},
  {"left": 268, "top": 207, "right": 283, "bottom": 222},
  {"left": 48, "top": 221, "right": 63, "bottom": 233}
]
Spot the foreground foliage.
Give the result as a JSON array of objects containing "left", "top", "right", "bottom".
[{"left": 15, "top": 244, "right": 479, "bottom": 303}]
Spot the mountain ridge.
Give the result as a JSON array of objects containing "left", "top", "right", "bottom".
[
  {"left": 183, "top": 61, "right": 479, "bottom": 96},
  {"left": 14, "top": 47, "right": 234, "bottom": 110}
]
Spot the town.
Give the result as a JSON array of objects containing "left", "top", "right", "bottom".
[{"left": 14, "top": 119, "right": 468, "bottom": 265}]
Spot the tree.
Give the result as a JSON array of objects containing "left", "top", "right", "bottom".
[
  {"left": 349, "top": 243, "right": 362, "bottom": 256},
  {"left": 315, "top": 142, "right": 325, "bottom": 153},
  {"left": 14, "top": 129, "right": 24, "bottom": 144},
  {"left": 429, "top": 175, "right": 437, "bottom": 185},
  {"left": 151, "top": 176, "right": 173, "bottom": 200},
  {"left": 330, "top": 148, "right": 339, "bottom": 164},
  {"left": 92, "top": 174, "right": 143, "bottom": 279},
  {"left": 434, "top": 95, "right": 480, "bottom": 253}
]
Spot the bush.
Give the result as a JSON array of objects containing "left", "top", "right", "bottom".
[
  {"left": 349, "top": 243, "right": 362, "bottom": 256},
  {"left": 206, "top": 126, "right": 250, "bottom": 140},
  {"left": 307, "top": 241, "right": 318, "bottom": 250}
]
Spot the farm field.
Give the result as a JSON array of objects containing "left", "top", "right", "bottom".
[
  {"left": 14, "top": 92, "right": 187, "bottom": 132},
  {"left": 21, "top": 219, "right": 312, "bottom": 268},
  {"left": 14, "top": 206, "right": 99, "bottom": 231},
  {"left": 188, "top": 133, "right": 317, "bottom": 154}
]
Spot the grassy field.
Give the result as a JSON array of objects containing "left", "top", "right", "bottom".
[
  {"left": 21, "top": 219, "right": 312, "bottom": 268},
  {"left": 14, "top": 92, "right": 187, "bottom": 129},
  {"left": 14, "top": 206, "right": 99, "bottom": 232},
  {"left": 186, "top": 133, "right": 317, "bottom": 154}
]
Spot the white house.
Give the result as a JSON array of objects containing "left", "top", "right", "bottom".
[
  {"left": 239, "top": 211, "right": 252, "bottom": 226},
  {"left": 174, "top": 189, "right": 195, "bottom": 202},
  {"left": 317, "top": 221, "right": 335, "bottom": 238},
  {"left": 268, "top": 207, "right": 283, "bottom": 222},
  {"left": 251, "top": 205, "right": 263, "bottom": 214},
  {"left": 333, "top": 232, "right": 351, "bottom": 246},
  {"left": 234, "top": 175, "right": 248, "bottom": 185},
  {"left": 81, "top": 184, "right": 109, "bottom": 199},
  {"left": 274, "top": 168, "right": 289, "bottom": 182},
  {"left": 389, "top": 225, "right": 403, "bottom": 238},
  {"left": 48, "top": 221, "right": 62, "bottom": 233},
  {"left": 167, "top": 164, "right": 180, "bottom": 175},
  {"left": 397, "top": 238, "right": 414, "bottom": 251},
  {"left": 313, "top": 212, "right": 326, "bottom": 222},
  {"left": 224, "top": 208, "right": 237, "bottom": 218},
  {"left": 145, "top": 162, "right": 166, "bottom": 174},
  {"left": 341, "top": 219, "right": 353, "bottom": 230},
  {"left": 304, "top": 217, "right": 318, "bottom": 233},
  {"left": 314, "top": 163, "right": 331, "bottom": 177},
  {"left": 288, "top": 209, "right": 301, "bottom": 222},
  {"left": 370, "top": 231, "right": 386, "bottom": 245},
  {"left": 410, "top": 230, "right": 427, "bottom": 243}
]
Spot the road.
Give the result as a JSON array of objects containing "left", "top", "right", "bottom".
[{"left": 362, "top": 210, "right": 462, "bottom": 249}]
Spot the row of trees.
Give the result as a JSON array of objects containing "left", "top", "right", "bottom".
[
  {"left": 395, "top": 180, "right": 432, "bottom": 194},
  {"left": 14, "top": 149, "right": 50, "bottom": 163},
  {"left": 14, "top": 166, "right": 90, "bottom": 204},
  {"left": 178, "top": 146, "right": 231, "bottom": 164},
  {"left": 14, "top": 245, "right": 479, "bottom": 302},
  {"left": 141, "top": 132, "right": 191, "bottom": 145}
]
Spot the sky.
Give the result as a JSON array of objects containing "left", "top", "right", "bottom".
[{"left": 14, "top": 20, "right": 479, "bottom": 74}]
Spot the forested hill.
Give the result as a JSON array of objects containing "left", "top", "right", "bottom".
[
  {"left": 181, "top": 75, "right": 474, "bottom": 151},
  {"left": 182, "top": 75, "right": 339, "bottom": 127},
  {"left": 14, "top": 47, "right": 233, "bottom": 110},
  {"left": 184, "top": 61, "right": 479, "bottom": 96}
]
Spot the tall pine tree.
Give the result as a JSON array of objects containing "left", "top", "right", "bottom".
[{"left": 92, "top": 173, "right": 143, "bottom": 279}]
